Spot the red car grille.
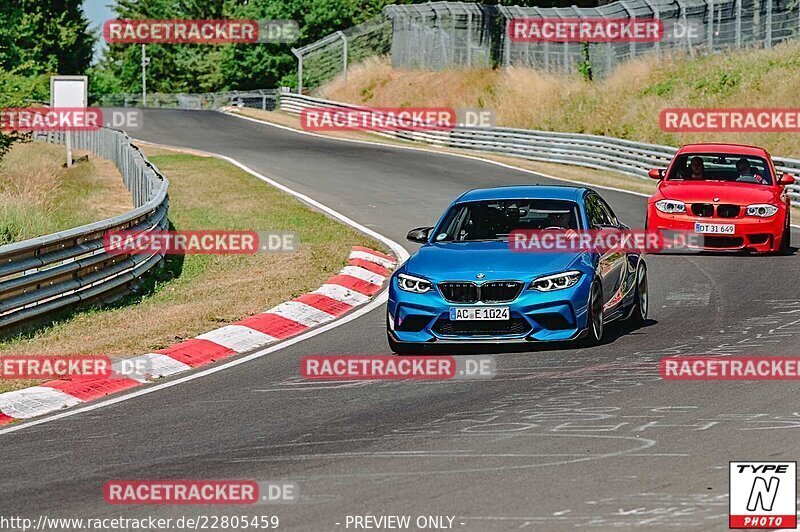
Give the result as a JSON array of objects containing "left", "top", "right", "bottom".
[{"left": 690, "top": 203, "right": 741, "bottom": 218}]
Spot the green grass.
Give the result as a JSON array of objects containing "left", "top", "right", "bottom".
[{"left": 0, "top": 149, "right": 386, "bottom": 393}]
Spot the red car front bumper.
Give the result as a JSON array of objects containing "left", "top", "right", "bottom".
[{"left": 646, "top": 206, "right": 787, "bottom": 253}]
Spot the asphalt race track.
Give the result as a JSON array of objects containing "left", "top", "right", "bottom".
[{"left": 2, "top": 110, "right": 800, "bottom": 530}]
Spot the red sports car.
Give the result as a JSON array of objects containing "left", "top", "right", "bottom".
[{"left": 646, "top": 143, "right": 795, "bottom": 254}]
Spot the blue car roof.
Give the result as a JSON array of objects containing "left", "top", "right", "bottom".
[{"left": 455, "top": 185, "right": 587, "bottom": 203}]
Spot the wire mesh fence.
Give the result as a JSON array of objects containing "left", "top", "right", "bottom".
[
  {"left": 500, "top": 0, "right": 800, "bottom": 78},
  {"left": 292, "top": 16, "right": 392, "bottom": 93},
  {"left": 292, "top": 0, "right": 800, "bottom": 89},
  {"left": 385, "top": 3, "right": 493, "bottom": 70}
]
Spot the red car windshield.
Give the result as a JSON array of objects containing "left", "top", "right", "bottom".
[{"left": 667, "top": 153, "right": 773, "bottom": 185}]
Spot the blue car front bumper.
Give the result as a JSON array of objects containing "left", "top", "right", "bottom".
[{"left": 387, "top": 273, "right": 593, "bottom": 344}]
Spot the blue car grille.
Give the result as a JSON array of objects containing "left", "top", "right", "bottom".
[
  {"left": 438, "top": 281, "right": 523, "bottom": 303},
  {"left": 432, "top": 317, "right": 531, "bottom": 336}
]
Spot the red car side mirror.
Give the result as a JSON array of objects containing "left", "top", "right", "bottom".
[
  {"left": 648, "top": 168, "right": 664, "bottom": 180},
  {"left": 779, "top": 173, "right": 796, "bottom": 185}
]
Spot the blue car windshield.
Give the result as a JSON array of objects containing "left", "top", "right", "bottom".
[{"left": 433, "top": 199, "right": 581, "bottom": 242}]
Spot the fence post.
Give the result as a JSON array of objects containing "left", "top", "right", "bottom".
[
  {"left": 466, "top": 9, "right": 472, "bottom": 67},
  {"left": 338, "top": 31, "right": 348, "bottom": 81},
  {"left": 619, "top": 3, "right": 636, "bottom": 59},
  {"left": 765, "top": 0, "right": 773, "bottom": 47},
  {"left": 503, "top": 15, "right": 511, "bottom": 66},
  {"left": 443, "top": 3, "right": 456, "bottom": 65},
  {"left": 291, "top": 48, "right": 303, "bottom": 94},
  {"left": 735, "top": 0, "right": 742, "bottom": 47},
  {"left": 707, "top": 0, "right": 714, "bottom": 51},
  {"left": 512, "top": 6, "right": 530, "bottom": 67},
  {"left": 643, "top": 0, "right": 661, "bottom": 53}
]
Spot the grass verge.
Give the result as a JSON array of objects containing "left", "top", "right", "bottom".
[
  {"left": 0, "top": 146, "right": 384, "bottom": 393},
  {"left": 0, "top": 142, "right": 131, "bottom": 244},
  {"left": 319, "top": 43, "right": 800, "bottom": 158}
]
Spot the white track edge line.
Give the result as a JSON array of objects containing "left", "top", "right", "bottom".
[
  {"left": 0, "top": 151, "right": 409, "bottom": 436},
  {"left": 227, "top": 110, "right": 800, "bottom": 231}
]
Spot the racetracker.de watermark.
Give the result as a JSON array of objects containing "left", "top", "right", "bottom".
[
  {"left": 301, "top": 355, "right": 495, "bottom": 380},
  {"left": 103, "top": 19, "right": 299, "bottom": 44},
  {"left": 509, "top": 229, "right": 704, "bottom": 253},
  {"left": 0, "top": 355, "right": 112, "bottom": 379},
  {"left": 103, "top": 231, "right": 297, "bottom": 255},
  {"left": 300, "top": 107, "right": 496, "bottom": 132},
  {"left": 0, "top": 108, "right": 144, "bottom": 132},
  {"left": 0, "top": 108, "right": 101, "bottom": 132},
  {"left": 661, "top": 108, "right": 800, "bottom": 132},
  {"left": 103, "top": 480, "right": 298, "bottom": 505},
  {"left": 509, "top": 18, "right": 663, "bottom": 42},
  {"left": 661, "top": 356, "right": 800, "bottom": 380}
]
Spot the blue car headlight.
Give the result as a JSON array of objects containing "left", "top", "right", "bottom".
[
  {"left": 529, "top": 270, "right": 583, "bottom": 292},
  {"left": 397, "top": 273, "right": 433, "bottom": 294}
]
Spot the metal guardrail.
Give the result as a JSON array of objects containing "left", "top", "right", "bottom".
[
  {"left": 0, "top": 129, "right": 169, "bottom": 331},
  {"left": 278, "top": 93, "right": 800, "bottom": 206},
  {"left": 91, "top": 90, "right": 277, "bottom": 111}
]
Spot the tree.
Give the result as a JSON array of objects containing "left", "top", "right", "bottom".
[
  {"left": 92, "top": 0, "right": 408, "bottom": 94},
  {"left": 0, "top": 0, "right": 94, "bottom": 76},
  {"left": 0, "top": 1, "right": 94, "bottom": 160},
  {"left": 95, "top": 0, "right": 229, "bottom": 95}
]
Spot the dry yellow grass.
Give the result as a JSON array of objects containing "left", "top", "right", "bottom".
[
  {"left": 0, "top": 142, "right": 131, "bottom": 243},
  {"left": 321, "top": 42, "right": 800, "bottom": 159}
]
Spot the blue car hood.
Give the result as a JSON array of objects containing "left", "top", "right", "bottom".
[{"left": 403, "top": 241, "right": 585, "bottom": 282}]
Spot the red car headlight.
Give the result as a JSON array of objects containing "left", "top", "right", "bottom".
[
  {"left": 655, "top": 200, "right": 686, "bottom": 214},
  {"left": 745, "top": 204, "right": 779, "bottom": 217}
]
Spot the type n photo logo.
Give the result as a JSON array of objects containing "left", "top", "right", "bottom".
[{"left": 729, "top": 462, "right": 796, "bottom": 529}]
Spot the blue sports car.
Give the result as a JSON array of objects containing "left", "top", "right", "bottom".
[{"left": 387, "top": 185, "right": 648, "bottom": 354}]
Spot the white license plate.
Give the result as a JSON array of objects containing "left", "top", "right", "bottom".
[
  {"left": 694, "top": 222, "right": 735, "bottom": 235},
  {"left": 450, "top": 307, "right": 510, "bottom": 321}
]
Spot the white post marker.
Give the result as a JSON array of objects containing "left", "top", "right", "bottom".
[{"left": 50, "top": 75, "right": 88, "bottom": 168}]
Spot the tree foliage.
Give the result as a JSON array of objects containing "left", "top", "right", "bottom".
[
  {"left": 93, "top": 0, "right": 408, "bottom": 94},
  {"left": 0, "top": 0, "right": 94, "bottom": 76},
  {"left": 0, "top": 0, "right": 94, "bottom": 159}
]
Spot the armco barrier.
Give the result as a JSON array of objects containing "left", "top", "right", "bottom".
[
  {"left": 0, "top": 129, "right": 169, "bottom": 331},
  {"left": 278, "top": 93, "right": 800, "bottom": 207}
]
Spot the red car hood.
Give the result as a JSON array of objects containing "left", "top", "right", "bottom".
[{"left": 657, "top": 181, "right": 779, "bottom": 204}]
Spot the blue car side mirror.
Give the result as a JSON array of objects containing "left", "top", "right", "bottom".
[{"left": 407, "top": 227, "right": 433, "bottom": 244}]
